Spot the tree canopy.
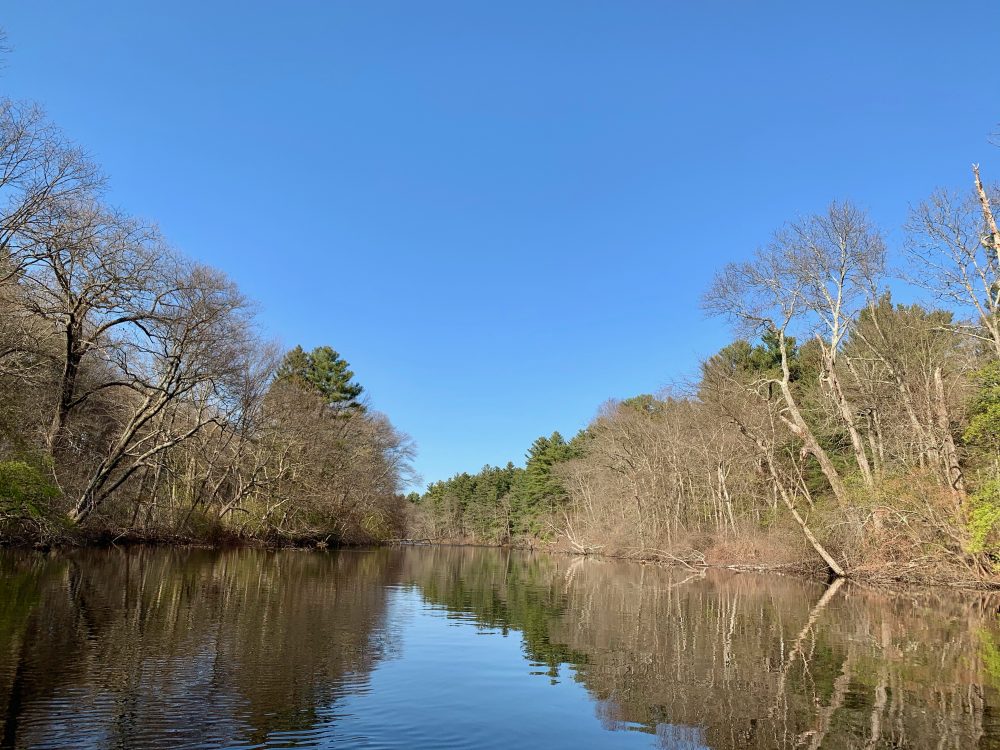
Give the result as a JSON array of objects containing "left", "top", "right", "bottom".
[{"left": 275, "top": 345, "right": 365, "bottom": 410}]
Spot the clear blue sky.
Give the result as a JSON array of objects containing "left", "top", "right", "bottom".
[{"left": 4, "top": 2, "right": 999, "bottom": 488}]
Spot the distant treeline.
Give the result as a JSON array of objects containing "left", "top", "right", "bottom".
[
  {"left": 0, "top": 89, "right": 414, "bottom": 544},
  {"left": 408, "top": 431, "right": 584, "bottom": 541},
  {"left": 410, "top": 186, "right": 1000, "bottom": 585}
]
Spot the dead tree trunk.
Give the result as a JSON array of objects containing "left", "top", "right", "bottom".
[{"left": 933, "top": 366, "right": 966, "bottom": 507}]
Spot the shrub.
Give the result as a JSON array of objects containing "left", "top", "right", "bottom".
[
  {"left": 0, "top": 459, "right": 59, "bottom": 519},
  {"left": 967, "top": 479, "right": 1000, "bottom": 556}
]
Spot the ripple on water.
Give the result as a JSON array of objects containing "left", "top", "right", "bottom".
[{"left": 0, "top": 546, "right": 997, "bottom": 749}]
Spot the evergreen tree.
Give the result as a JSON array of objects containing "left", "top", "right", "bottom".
[
  {"left": 510, "top": 432, "right": 582, "bottom": 536},
  {"left": 276, "top": 345, "right": 364, "bottom": 410},
  {"left": 620, "top": 394, "right": 665, "bottom": 416}
]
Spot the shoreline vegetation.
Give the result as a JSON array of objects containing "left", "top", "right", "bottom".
[
  {"left": 405, "top": 188, "right": 1000, "bottom": 590},
  {"left": 3, "top": 46, "right": 1000, "bottom": 591},
  {"left": 0, "top": 56, "right": 417, "bottom": 549},
  {"left": 391, "top": 539, "right": 1000, "bottom": 591}
]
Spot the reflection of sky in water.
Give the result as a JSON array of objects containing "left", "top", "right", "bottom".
[
  {"left": 1, "top": 546, "right": 997, "bottom": 749},
  {"left": 320, "top": 586, "right": 663, "bottom": 749}
]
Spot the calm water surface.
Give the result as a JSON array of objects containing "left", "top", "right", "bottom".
[{"left": 0, "top": 546, "right": 998, "bottom": 749}]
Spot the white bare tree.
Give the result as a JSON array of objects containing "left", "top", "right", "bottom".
[{"left": 906, "top": 167, "right": 1000, "bottom": 357}]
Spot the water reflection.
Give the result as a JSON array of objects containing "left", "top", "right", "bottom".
[
  {"left": 1, "top": 546, "right": 998, "bottom": 749},
  {"left": 0, "top": 548, "right": 403, "bottom": 749}
]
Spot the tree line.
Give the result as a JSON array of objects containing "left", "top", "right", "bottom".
[
  {"left": 410, "top": 173, "right": 1000, "bottom": 584},
  {"left": 407, "top": 431, "right": 584, "bottom": 542},
  {"left": 0, "top": 86, "right": 414, "bottom": 545}
]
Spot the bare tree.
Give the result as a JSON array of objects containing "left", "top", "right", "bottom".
[
  {"left": 705, "top": 203, "right": 887, "bottom": 503},
  {"left": 67, "top": 261, "right": 256, "bottom": 524},
  {"left": 13, "top": 199, "right": 163, "bottom": 450},
  {"left": 906, "top": 169, "right": 1000, "bottom": 357},
  {"left": 782, "top": 203, "right": 886, "bottom": 489},
  {"left": 0, "top": 60, "right": 418, "bottom": 544},
  {"left": 0, "top": 99, "right": 102, "bottom": 383},
  {"left": 845, "top": 300, "right": 973, "bottom": 502},
  {"left": 704, "top": 237, "right": 851, "bottom": 507},
  {"left": 699, "top": 345, "right": 846, "bottom": 576},
  {"left": 0, "top": 98, "right": 101, "bottom": 280}
]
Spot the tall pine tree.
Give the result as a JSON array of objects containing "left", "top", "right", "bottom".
[{"left": 275, "top": 345, "right": 364, "bottom": 410}]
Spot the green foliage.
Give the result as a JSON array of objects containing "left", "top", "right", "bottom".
[
  {"left": 620, "top": 394, "right": 666, "bottom": 416},
  {"left": 967, "top": 479, "right": 1000, "bottom": 555},
  {"left": 964, "top": 362, "right": 1000, "bottom": 455},
  {"left": 794, "top": 337, "right": 824, "bottom": 392},
  {"left": 963, "top": 363, "right": 1000, "bottom": 559},
  {"left": 979, "top": 629, "right": 1000, "bottom": 687},
  {"left": 419, "top": 431, "right": 588, "bottom": 542},
  {"left": 706, "top": 331, "right": 800, "bottom": 382},
  {"left": 700, "top": 331, "right": 805, "bottom": 399},
  {"left": 422, "top": 463, "right": 523, "bottom": 542},
  {"left": 510, "top": 432, "right": 583, "bottom": 536},
  {"left": 276, "top": 345, "right": 364, "bottom": 410},
  {"left": 0, "top": 459, "right": 59, "bottom": 519},
  {"left": 513, "top": 432, "right": 573, "bottom": 535}
]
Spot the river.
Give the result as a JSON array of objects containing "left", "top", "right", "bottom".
[{"left": 0, "top": 546, "right": 997, "bottom": 749}]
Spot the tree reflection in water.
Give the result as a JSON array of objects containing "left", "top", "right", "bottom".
[
  {"left": 402, "top": 547, "right": 1000, "bottom": 749},
  {"left": 1, "top": 546, "right": 998, "bottom": 749}
]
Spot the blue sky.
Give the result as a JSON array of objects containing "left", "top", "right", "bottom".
[{"left": 4, "top": 2, "right": 999, "bottom": 488}]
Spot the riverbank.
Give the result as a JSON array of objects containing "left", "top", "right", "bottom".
[
  {"left": 6, "top": 525, "right": 998, "bottom": 591},
  {"left": 0, "top": 525, "right": 364, "bottom": 552},
  {"left": 394, "top": 535, "right": 1000, "bottom": 591}
]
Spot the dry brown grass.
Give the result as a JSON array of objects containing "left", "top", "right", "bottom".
[{"left": 703, "top": 525, "right": 813, "bottom": 569}]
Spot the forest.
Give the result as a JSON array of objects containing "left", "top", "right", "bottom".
[
  {"left": 4, "top": 45, "right": 1000, "bottom": 588},
  {"left": 408, "top": 186, "right": 1000, "bottom": 585},
  {"left": 0, "top": 92, "right": 415, "bottom": 546}
]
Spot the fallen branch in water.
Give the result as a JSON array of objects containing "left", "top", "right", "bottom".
[{"left": 645, "top": 548, "right": 708, "bottom": 572}]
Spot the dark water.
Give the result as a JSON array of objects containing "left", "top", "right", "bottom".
[{"left": 0, "top": 547, "right": 998, "bottom": 749}]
